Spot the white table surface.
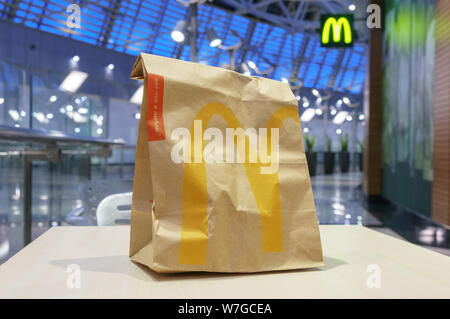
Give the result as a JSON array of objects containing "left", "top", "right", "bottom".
[{"left": 0, "top": 225, "right": 449, "bottom": 298}]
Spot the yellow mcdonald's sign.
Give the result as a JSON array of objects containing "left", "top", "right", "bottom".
[
  {"left": 320, "top": 14, "right": 354, "bottom": 47},
  {"left": 178, "top": 102, "right": 300, "bottom": 265}
]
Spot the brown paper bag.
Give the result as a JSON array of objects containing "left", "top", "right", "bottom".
[{"left": 129, "top": 53, "right": 323, "bottom": 273}]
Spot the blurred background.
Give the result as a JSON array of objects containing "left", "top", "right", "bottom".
[{"left": 0, "top": 0, "right": 448, "bottom": 263}]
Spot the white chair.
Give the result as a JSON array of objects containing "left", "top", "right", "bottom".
[
  {"left": 66, "top": 179, "right": 133, "bottom": 226},
  {"left": 96, "top": 192, "right": 132, "bottom": 226}
]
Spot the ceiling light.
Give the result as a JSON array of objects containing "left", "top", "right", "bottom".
[
  {"left": 66, "top": 105, "right": 74, "bottom": 112},
  {"left": 20, "top": 111, "right": 26, "bottom": 117},
  {"left": 333, "top": 111, "right": 349, "bottom": 124},
  {"left": 302, "top": 97, "right": 310, "bottom": 108},
  {"left": 33, "top": 112, "right": 49, "bottom": 124},
  {"left": 315, "top": 108, "right": 323, "bottom": 115},
  {"left": 65, "top": 111, "right": 74, "bottom": 119},
  {"left": 46, "top": 113, "right": 54, "bottom": 119},
  {"left": 332, "top": 203, "right": 345, "bottom": 210},
  {"left": 74, "top": 127, "right": 80, "bottom": 133},
  {"left": 247, "top": 60, "right": 256, "bottom": 69},
  {"left": 91, "top": 114, "right": 104, "bottom": 126},
  {"left": 343, "top": 97, "right": 351, "bottom": 104},
  {"left": 303, "top": 127, "right": 309, "bottom": 133},
  {"left": 59, "top": 71, "right": 88, "bottom": 93},
  {"left": 300, "top": 108, "right": 316, "bottom": 122},
  {"left": 171, "top": 20, "right": 187, "bottom": 43},
  {"left": 346, "top": 115, "right": 353, "bottom": 122},
  {"left": 206, "top": 28, "right": 222, "bottom": 47},
  {"left": 312, "top": 89, "right": 319, "bottom": 97},
  {"left": 73, "top": 112, "right": 87, "bottom": 123},
  {"left": 130, "top": 85, "right": 144, "bottom": 105},
  {"left": 240, "top": 62, "right": 251, "bottom": 75},
  {"left": 316, "top": 97, "right": 322, "bottom": 104},
  {"left": 281, "top": 78, "right": 288, "bottom": 83},
  {"left": 134, "top": 112, "right": 141, "bottom": 120},
  {"left": 359, "top": 114, "right": 365, "bottom": 120},
  {"left": 296, "top": 95, "right": 301, "bottom": 101},
  {"left": 330, "top": 109, "right": 337, "bottom": 115},
  {"left": 0, "top": 98, "right": 4, "bottom": 104},
  {"left": 336, "top": 128, "right": 342, "bottom": 134},
  {"left": 8, "top": 110, "right": 20, "bottom": 121},
  {"left": 348, "top": 4, "right": 356, "bottom": 11},
  {"left": 72, "top": 55, "right": 80, "bottom": 62},
  {"left": 97, "top": 128, "right": 103, "bottom": 135},
  {"left": 337, "top": 99, "right": 343, "bottom": 105},
  {"left": 78, "top": 107, "right": 89, "bottom": 114},
  {"left": 107, "top": 64, "right": 114, "bottom": 70},
  {"left": 49, "top": 95, "right": 57, "bottom": 103},
  {"left": 171, "top": 30, "right": 185, "bottom": 43}
]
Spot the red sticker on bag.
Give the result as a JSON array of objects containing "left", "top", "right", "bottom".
[{"left": 147, "top": 73, "right": 165, "bottom": 141}]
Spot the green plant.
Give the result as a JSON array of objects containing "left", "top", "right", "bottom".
[
  {"left": 304, "top": 134, "right": 316, "bottom": 152},
  {"left": 358, "top": 140, "right": 364, "bottom": 153},
  {"left": 326, "top": 136, "right": 332, "bottom": 152},
  {"left": 340, "top": 133, "right": 349, "bottom": 152}
]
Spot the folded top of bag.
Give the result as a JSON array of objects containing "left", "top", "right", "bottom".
[{"left": 130, "top": 53, "right": 296, "bottom": 104}]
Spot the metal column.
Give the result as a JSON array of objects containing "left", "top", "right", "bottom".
[
  {"left": 189, "top": 2, "right": 198, "bottom": 62},
  {"left": 23, "top": 156, "right": 32, "bottom": 245}
]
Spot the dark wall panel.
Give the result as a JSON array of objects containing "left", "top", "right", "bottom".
[{"left": 432, "top": 0, "right": 450, "bottom": 225}]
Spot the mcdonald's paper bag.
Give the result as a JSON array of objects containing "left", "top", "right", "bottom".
[{"left": 129, "top": 53, "right": 323, "bottom": 273}]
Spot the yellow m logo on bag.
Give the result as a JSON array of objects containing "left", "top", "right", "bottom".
[
  {"left": 179, "top": 102, "right": 301, "bottom": 265},
  {"left": 321, "top": 15, "right": 353, "bottom": 47}
]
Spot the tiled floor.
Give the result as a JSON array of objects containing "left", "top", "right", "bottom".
[
  {"left": 311, "top": 172, "right": 450, "bottom": 256},
  {"left": 0, "top": 163, "right": 449, "bottom": 265},
  {"left": 312, "top": 172, "right": 382, "bottom": 226}
]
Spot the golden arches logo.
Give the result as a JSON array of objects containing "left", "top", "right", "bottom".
[
  {"left": 321, "top": 15, "right": 353, "bottom": 46},
  {"left": 178, "top": 102, "right": 301, "bottom": 265}
]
